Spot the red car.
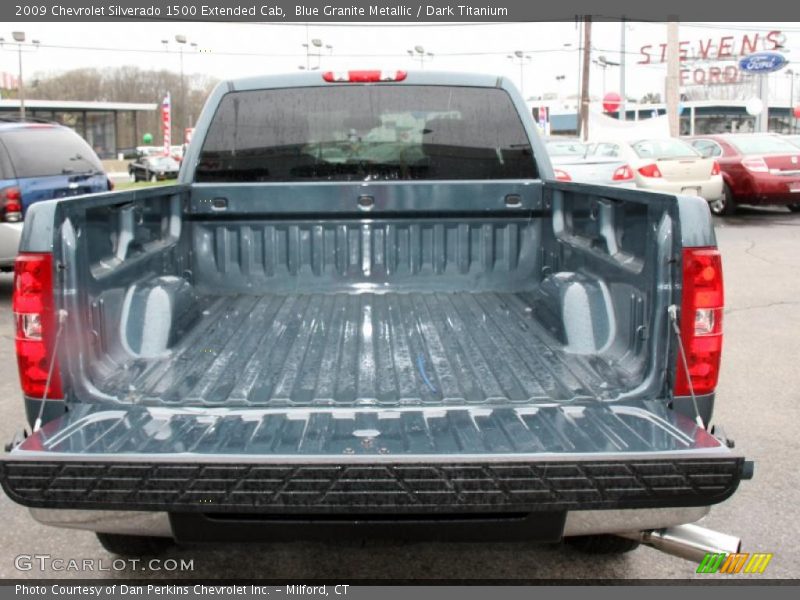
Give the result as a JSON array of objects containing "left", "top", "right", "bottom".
[{"left": 686, "top": 134, "right": 800, "bottom": 215}]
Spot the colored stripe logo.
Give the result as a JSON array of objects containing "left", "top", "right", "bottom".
[{"left": 697, "top": 552, "right": 773, "bottom": 574}]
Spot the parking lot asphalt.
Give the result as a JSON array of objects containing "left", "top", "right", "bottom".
[{"left": 0, "top": 207, "right": 798, "bottom": 580}]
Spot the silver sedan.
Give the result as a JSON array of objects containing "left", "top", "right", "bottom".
[{"left": 545, "top": 138, "right": 635, "bottom": 186}]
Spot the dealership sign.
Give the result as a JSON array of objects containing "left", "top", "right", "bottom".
[
  {"left": 639, "top": 30, "right": 784, "bottom": 86},
  {"left": 738, "top": 52, "right": 788, "bottom": 74}
]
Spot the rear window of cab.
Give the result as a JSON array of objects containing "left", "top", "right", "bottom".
[{"left": 196, "top": 85, "right": 538, "bottom": 182}]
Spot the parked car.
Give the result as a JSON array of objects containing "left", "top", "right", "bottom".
[
  {"left": 1, "top": 71, "right": 749, "bottom": 562},
  {"left": 128, "top": 155, "right": 181, "bottom": 182},
  {"left": 135, "top": 145, "right": 184, "bottom": 163},
  {"left": 586, "top": 138, "right": 723, "bottom": 205},
  {"left": 0, "top": 119, "right": 110, "bottom": 270},
  {"left": 687, "top": 133, "right": 800, "bottom": 215},
  {"left": 783, "top": 134, "right": 800, "bottom": 148},
  {"left": 544, "top": 137, "right": 634, "bottom": 185}
]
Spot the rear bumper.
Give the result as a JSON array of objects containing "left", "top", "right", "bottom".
[
  {"left": 29, "top": 505, "right": 710, "bottom": 541},
  {"left": 749, "top": 182, "right": 800, "bottom": 203},
  {"left": 1, "top": 455, "right": 744, "bottom": 515},
  {"left": 736, "top": 172, "right": 800, "bottom": 203},
  {"left": 636, "top": 177, "right": 723, "bottom": 201}
]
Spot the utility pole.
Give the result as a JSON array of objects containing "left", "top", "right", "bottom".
[
  {"left": 576, "top": 18, "right": 583, "bottom": 120},
  {"left": 620, "top": 17, "right": 627, "bottom": 121},
  {"left": 579, "top": 16, "right": 592, "bottom": 141},
  {"left": 665, "top": 19, "right": 681, "bottom": 137}
]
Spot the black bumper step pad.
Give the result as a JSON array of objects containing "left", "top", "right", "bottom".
[{"left": 0, "top": 457, "right": 744, "bottom": 514}]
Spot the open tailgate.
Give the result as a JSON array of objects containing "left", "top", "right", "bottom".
[{"left": 1, "top": 402, "right": 746, "bottom": 515}]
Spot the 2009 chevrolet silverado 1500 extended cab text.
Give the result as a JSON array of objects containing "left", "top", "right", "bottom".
[{"left": 0, "top": 70, "right": 751, "bottom": 560}]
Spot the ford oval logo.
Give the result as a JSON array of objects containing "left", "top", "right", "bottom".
[{"left": 738, "top": 52, "right": 788, "bottom": 74}]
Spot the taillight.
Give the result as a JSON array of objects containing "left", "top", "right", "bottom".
[
  {"left": 674, "top": 247, "right": 724, "bottom": 397},
  {"left": 13, "top": 253, "right": 63, "bottom": 399},
  {"left": 638, "top": 163, "right": 663, "bottom": 178},
  {"left": 1, "top": 186, "right": 22, "bottom": 222},
  {"left": 323, "top": 70, "right": 407, "bottom": 83},
  {"left": 741, "top": 156, "right": 769, "bottom": 173},
  {"left": 612, "top": 164, "right": 634, "bottom": 181},
  {"left": 553, "top": 168, "right": 572, "bottom": 181},
  {"left": 710, "top": 161, "right": 721, "bottom": 176}
]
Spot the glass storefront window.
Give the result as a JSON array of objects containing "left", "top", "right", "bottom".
[
  {"left": 30, "top": 111, "right": 54, "bottom": 121},
  {"left": 0, "top": 108, "right": 150, "bottom": 158},
  {"left": 84, "top": 112, "right": 116, "bottom": 159},
  {"left": 54, "top": 111, "right": 85, "bottom": 138}
]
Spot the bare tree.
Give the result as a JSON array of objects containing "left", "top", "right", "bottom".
[
  {"left": 25, "top": 66, "right": 217, "bottom": 148},
  {"left": 639, "top": 92, "right": 662, "bottom": 104}
]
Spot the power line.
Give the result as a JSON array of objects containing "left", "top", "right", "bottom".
[
  {"left": 588, "top": 16, "right": 800, "bottom": 30},
  {"left": 9, "top": 41, "right": 585, "bottom": 59},
  {"left": 5, "top": 39, "right": 657, "bottom": 59},
  {"left": 7, "top": 31, "right": 798, "bottom": 72}
]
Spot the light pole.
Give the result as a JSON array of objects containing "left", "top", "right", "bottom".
[
  {"left": 13, "top": 32, "right": 25, "bottom": 119},
  {"left": 407, "top": 45, "right": 434, "bottom": 68},
  {"left": 1, "top": 32, "right": 38, "bottom": 119},
  {"left": 301, "top": 40, "right": 315, "bottom": 70},
  {"left": 555, "top": 74, "right": 566, "bottom": 104},
  {"left": 175, "top": 34, "right": 187, "bottom": 143},
  {"left": 507, "top": 50, "right": 532, "bottom": 96},
  {"left": 301, "top": 38, "right": 333, "bottom": 70},
  {"left": 593, "top": 55, "right": 620, "bottom": 96}
]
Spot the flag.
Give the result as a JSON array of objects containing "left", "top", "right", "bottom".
[
  {"left": 162, "top": 92, "right": 171, "bottom": 155},
  {"left": 538, "top": 106, "right": 550, "bottom": 136}
]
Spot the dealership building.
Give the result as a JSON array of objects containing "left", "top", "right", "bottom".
[
  {"left": 0, "top": 99, "right": 157, "bottom": 158},
  {"left": 536, "top": 99, "right": 799, "bottom": 137}
]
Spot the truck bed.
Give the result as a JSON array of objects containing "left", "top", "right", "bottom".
[{"left": 94, "top": 291, "right": 633, "bottom": 407}]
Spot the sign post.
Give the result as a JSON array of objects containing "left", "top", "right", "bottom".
[
  {"left": 665, "top": 20, "right": 680, "bottom": 138},
  {"left": 757, "top": 74, "right": 768, "bottom": 133}
]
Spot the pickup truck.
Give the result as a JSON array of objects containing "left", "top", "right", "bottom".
[{"left": 0, "top": 71, "right": 750, "bottom": 561}]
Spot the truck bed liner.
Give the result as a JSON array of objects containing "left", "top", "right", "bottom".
[{"left": 95, "top": 291, "right": 635, "bottom": 407}]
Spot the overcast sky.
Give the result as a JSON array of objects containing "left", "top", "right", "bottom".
[{"left": 2, "top": 21, "right": 799, "bottom": 104}]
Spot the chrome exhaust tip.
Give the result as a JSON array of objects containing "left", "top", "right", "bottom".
[{"left": 618, "top": 523, "right": 742, "bottom": 563}]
